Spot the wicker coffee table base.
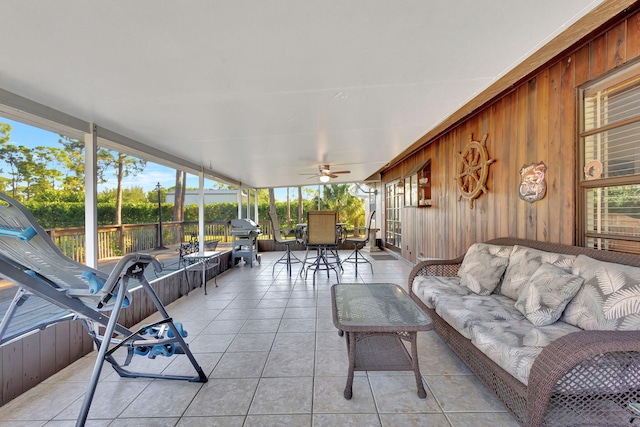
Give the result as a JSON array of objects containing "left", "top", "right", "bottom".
[{"left": 343, "top": 331, "right": 426, "bottom": 399}]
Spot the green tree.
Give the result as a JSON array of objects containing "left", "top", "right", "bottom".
[
  {"left": 323, "top": 184, "right": 365, "bottom": 235},
  {"left": 58, "top": 136, "right": 86, "bottom": 192},
  {"left": 0, "top": 123, "right": 9, "bottom": 145},
  {"left": 99, "top": 150, "right": 147, "bottom": 225},
  {"left": 0, "top": 123, "right": 12, "bottom": 195},
  {"left": 0, "top": 143, "right": 32, "bottom": 199}
]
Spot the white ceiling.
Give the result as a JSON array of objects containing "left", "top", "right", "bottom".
[{"left": 0, "top": 0, "right": 606, "bottom": 188}]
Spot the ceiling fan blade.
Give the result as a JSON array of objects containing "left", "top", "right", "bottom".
[{"left": 332, "top": 170, "right": 351, "bottom": 174}]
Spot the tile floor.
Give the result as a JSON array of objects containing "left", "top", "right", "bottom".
[{"left": 0, "top": 251, "right": 520, "bottom": 426}]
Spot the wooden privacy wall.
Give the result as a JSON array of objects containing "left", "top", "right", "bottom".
[
  {"left": 0, "top": 251, "right": 232, "bottom": 406},
  {"left": 383, "top": 9, "right": 640, "bottom": 263}
]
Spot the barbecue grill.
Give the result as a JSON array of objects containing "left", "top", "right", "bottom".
[{"left": 230, "top": 218, "right": 262, "bottom": 267}]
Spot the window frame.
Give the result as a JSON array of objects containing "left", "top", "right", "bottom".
[{"left": 577, "top": 57, "right": 640, "bottom": 251}]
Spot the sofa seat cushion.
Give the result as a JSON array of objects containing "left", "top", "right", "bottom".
[
  {"left": 500, "top": 245, "right": 577, "bottom": 300},
  {"left": 563, "top": 254, "right": 640, "bottom": 330},
  {"left": 514, "top": 262, "right": 585, "bottom": 326},
  {"left": 470, "top": 319, "right": 581, "bottom": 385},
  {"left": 412, "top": 275, "right": 472, "bottom": 309},
  {"left": 457, "top": 243, "right": 512, "bottom": 295},
  {"left": 435, "top": 293, "right": 525, "bottom": 339}
]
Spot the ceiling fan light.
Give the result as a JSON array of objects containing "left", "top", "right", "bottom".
[{"left": 319, "top": 175, "right": 330, "bottom": 183}]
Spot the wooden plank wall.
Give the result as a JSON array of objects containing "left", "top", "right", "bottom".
[
  {"left": 383, "top": 9, "right": 640, "bottom": 263},
  {"left": 0, "top": 250, "right": 232, "bottom": 406}
]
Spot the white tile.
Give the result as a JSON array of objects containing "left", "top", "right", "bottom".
[
  {"left": 184, "top": 378, "right": 259, "bottom": 416},
  {"left": 368, "top": 373, "right": 440, "bottom": 413},
  {"left": 3, "top": 251, "right": 519, "bottom": 426},
  {"left": 426, "top": 375, "right": 507, "bottom": 412},
  {"left": 119, "top": 381, "right": 203, "bottom": 418},
  {"left": 313, "top": 376, "right": 377, "bottom": 414},
  {"left": 210, "top": 351, "right": 268, "bottom": 378},
  {"left": 249, "top": 377, "right": 313, "bottom": 414}
]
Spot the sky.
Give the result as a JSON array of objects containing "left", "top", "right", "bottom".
[{"left": 1, "top": 117, "right": 296, "bottom": 200}]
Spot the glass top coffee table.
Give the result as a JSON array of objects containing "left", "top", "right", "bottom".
[{"left": 331, "top": 283, "right": 433, "bottom": 399}]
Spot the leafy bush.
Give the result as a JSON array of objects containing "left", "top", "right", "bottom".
[{"left": 23, "top": 199, "right": 346, "bottom": 229}]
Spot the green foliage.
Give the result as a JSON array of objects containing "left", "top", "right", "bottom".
[
  {"left": 0, "top": 123, "right": 10, "bottom": 144},
  {"left": 18, "top": 195, "right": 363, "bottom": 231},
  {"left": 58, "top": 136, "right": 85, "bottom": 191},
  {"left": 146, "top": 186, "right": 168, "bottom": 204},
  {"left": 315, "top": 184, "right": 364, "bottom": 229},
  {"left": 99, "top": 203, "right": 173, "bottom": 225},
  {"left": 100, "top": 186, "right": 149, "bottom": 203},
  {"left": 31, "top": 189, "right": 85, "bottom": 203},
  {"left": 23, "top": 201, "right": 87, "bottom": 228},
  {"left": 184, "top": 202, "right": 238, "bottom": 222},
  {"left": 605, "top": 185, "right": 640, "bottom": 218},
  {"left": 259, "top": 200, "right": 316, "bottom": 227}
]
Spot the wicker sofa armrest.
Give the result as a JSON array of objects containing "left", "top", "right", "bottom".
[
  {"left": 527, "top": 330, "right": 640, "bottom": 427},
  {"left": 407, "top": 255, "right": 465, "bottom": 294}
]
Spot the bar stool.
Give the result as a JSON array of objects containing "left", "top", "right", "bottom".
[
  {"left": 269, "top": 211, "right": 302, "bottom": 277},
  {"left": 303, "top": 211, "right": 341, "bottom": 285},
  {"left": 341, "top": 210, "right": 375, "bottom": 275}
]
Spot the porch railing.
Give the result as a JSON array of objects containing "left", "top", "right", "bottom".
[{"left": 47, "top": 220, "right": 272, "bottom": 263}]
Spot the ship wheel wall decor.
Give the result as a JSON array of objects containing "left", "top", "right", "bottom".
[{"left": 455, "top": 133, "right": 495, "bottom": 209}]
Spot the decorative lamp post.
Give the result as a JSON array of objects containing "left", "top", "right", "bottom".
[{"left": 156, "top": 182, "right": 167, "bottom": 249}]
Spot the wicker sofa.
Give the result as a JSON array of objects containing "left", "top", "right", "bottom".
[{"left": 408, "top": 237, "right": 640, "bottom": 427}]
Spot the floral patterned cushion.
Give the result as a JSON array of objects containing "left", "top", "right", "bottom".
[
  {"left": 500, "top": 245, "right": 576, "bottom": 300},
  {"left": 563, "top": 255, "right": 640, "bottom": 330},
  {"left": 470, "top": 319, "right": 580, "bottom": 385},
  {"left": 435, "top": 293, "right": 525, "bottom": 339},
  {"left": 514, "top": 263, "right": 584, "bottom": 326},
  {"left": 412, "top": 275, "right": 471, "bottom": 309},
  {"left": 457, "top": 243, "right": 512, "bottom": 295}
]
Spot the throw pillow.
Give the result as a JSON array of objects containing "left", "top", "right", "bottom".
[
  {"left": 501, "top": 245, "right": 576, "bottom": 300},
  {"left": 458, "top": 243, "right": 511, "bottom": 295},
  {"left": 515, "top": 262, "right": 584, "bottom": 326},
  {"left": 563, "top": 255, "right": 640, "bottom": 330}
]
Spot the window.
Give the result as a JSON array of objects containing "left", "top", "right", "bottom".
[
  {"left": 403, "top": 160, "right": 431, "bottom": 207},
  {"left": 385, "top": 181, "right": 403, "bottom": 251},
  {"left": 579, "top": 60, "right": 640, "bottom": 253}
]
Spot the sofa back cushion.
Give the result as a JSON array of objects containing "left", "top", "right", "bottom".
[
  {"left": 457, "top": 243, "right": 512, "bottom": 295},
  {"left": 514, "top": 262, "right": 584, "bottom": 326},
  {"left": 500, "top": 245, "right": 576, "bottom": 300},
  {"left": 563, "top": 254, "right": 640, "bottom": 330}
]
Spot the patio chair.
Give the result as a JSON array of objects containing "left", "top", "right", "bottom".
[
  {"left": 268, "top": 211, "right": 302, "bottom": 277},
  {"left": 341, "top": 210, "right": 375, "bottom": 275},
  {"left": 0, "top": 193, "right": 207, "bottom": 426},
  {"left": 303, "top": 210, "right": 341, "bottom": 285}
]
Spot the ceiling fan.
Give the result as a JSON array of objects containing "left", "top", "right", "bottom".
[{"left": 301, "top": 164, "right": 351, "bottom": 182}]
